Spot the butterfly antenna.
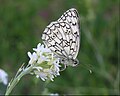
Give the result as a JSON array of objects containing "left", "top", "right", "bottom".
[{"left": 80, "top": 63, "right": 93, "bottom": 74}]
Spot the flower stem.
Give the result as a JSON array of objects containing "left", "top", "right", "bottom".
[{"left": 5, "top": 65, "right": 32, "bottom": 95}]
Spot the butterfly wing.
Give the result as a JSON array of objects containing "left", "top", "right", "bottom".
[
  {"left": 58, "top": 8, "right": 80, "bottom": 59},
  {"left": 42, "top": 21, "right": 72, "bottom": 59},
  {"left": 42, "top": 8, "right": 80, "bottom": 60}
]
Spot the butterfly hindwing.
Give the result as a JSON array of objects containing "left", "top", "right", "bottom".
[{"left": 42, "top": 21, "right": 73, "bottom": 58}]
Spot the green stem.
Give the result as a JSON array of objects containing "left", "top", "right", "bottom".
[{"left": 5, "top": 65, "right": 32, "bottom": 95}]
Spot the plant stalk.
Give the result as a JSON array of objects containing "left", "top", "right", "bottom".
[{"left": 5, "top": 65, "right": 32, "bottom": 95}]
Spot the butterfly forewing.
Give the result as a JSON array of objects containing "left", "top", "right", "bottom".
[
  {"left": 58, "top": 8, "right": 80, "bottom": 59},
  {"left": 42, "top": 8, "right": 80, "bottom": 66}
]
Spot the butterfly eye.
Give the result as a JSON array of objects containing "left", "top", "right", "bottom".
[{"left": 73, "top": 60, "right": 79, "bottom": 66}]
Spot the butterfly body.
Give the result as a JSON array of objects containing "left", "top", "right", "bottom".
[{"left": 42, "top": 8, "right": 80, "bottom": 67}]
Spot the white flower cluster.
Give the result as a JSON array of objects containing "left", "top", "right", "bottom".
[
  {"left": 27, "top": 43, "right": 61, "bottom": 81},
  {"left": 0, "top": 69, "right": 8, "bottom": 85}
]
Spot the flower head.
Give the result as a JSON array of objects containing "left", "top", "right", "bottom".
[
  {"left": 27, "top": 43, "right": 61, "bottom": 81},
  {"left": 0, "top": 69, "right": 8, "bottom": 85}
]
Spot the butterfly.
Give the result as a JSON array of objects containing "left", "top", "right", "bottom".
[{"left": 42, "top": 8, "right": 80, "bottom": 69}]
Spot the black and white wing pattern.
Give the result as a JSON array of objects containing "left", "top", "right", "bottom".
[{"left": 42, "top": 8, "right": 80, "bottom": 67}]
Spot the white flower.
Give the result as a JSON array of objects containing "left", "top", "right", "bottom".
[
  {"left": 37, "top": 54, "right": 50, "bottom": 64},
  {"left": 51, "top": 58, "right": 61, "bottom": 76},
  {"left": 33, "top": 43, "right": 51, "bottom": 56},
  {"left": 27, "top": 52, "right": 38, "bottom": 64},
  {"left": 0, "top": 69, "right": 8, "bottom": 85},
  {"left": 27, "top": 43, "right": 61, "bottom": 81},
  {"left": 35, "top": 71, "right": 48, "bottom": 81}
]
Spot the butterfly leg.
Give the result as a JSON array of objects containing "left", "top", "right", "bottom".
[{"left": 60, "top": 64, "right": 67, "bottom": 71}]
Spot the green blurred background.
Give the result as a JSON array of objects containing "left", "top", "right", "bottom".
[{"left": 0, "top": 0, "right": 119, "bottom": 95}]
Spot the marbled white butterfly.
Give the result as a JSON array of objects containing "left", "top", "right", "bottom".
[{"left": 42, "top": 8, "right": 80, "bottom": 68}]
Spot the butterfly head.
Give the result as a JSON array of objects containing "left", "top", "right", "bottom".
[{"left": 60, "top": 58, "right": 79, "bottom": 67}]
